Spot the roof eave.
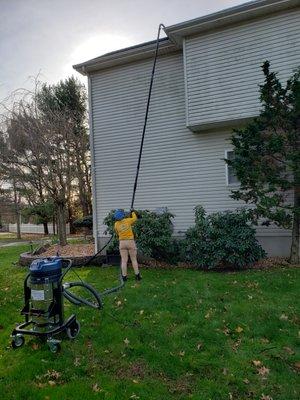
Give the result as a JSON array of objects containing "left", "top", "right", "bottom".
[
  {"left": 73, "top": 0, "right": 299, "bottom": 75},
  {"left": 73, "top": 39, "right": 178, "bottom": 76},
  {"left": 165, "top": 0, "right": 299, "bottom": 45}
]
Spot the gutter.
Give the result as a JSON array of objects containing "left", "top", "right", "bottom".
[
  {"left": 73, "top": 38, "right": 178, "bottom": 75},
  {"left": 165, "top": 0, "right": 299, "bottom": 45},
  {"left": 73, "top": 0, "right": 299, "bottom": 75}
]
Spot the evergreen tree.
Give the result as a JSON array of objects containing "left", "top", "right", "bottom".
[{"left": 227, "top": 61, "right": 300, "bottom": 263}]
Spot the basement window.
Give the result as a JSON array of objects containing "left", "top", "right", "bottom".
[{"left": 225, "top": 150, "right": 239, "bottom": 185}]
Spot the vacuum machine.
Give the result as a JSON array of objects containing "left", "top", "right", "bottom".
[{"left": 11, "top": 23, "right": 166, "bottom": 352}]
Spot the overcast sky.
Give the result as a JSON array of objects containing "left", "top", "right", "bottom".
[{"left": 0, "top": 0, "right": 245, "bottom": 100}]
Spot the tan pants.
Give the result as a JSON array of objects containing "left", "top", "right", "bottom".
[{"left": 119, "top": 240, "right": 139, "bottom": 276}]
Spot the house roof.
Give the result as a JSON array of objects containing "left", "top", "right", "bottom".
[
  {"left": 73, "top": 0, "right": 299, "bottom": 75},
  {"left": 73, "top": 38, "right": 178, "bottom": 75},
  {"left": 165, "top": 0, "right": 299, "bottom": 45}
]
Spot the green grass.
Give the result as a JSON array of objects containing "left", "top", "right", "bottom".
[
  {"left": 0, "top": 232, "right": 19, "bottom": 241},
  {"left": 0, "top": 245, "right": 299, "bottom": 400}
]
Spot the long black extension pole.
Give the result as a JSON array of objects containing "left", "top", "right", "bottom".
[
  {"left": 130, "top": 23, "right": 166, "bottom": 210},
  {"left": 84, "top": 23, "right": 165, "bottom": 267}
]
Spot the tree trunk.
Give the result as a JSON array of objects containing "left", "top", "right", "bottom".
[
  {"left": 290, "top": 186, "right": 300, "bottom": 264},
  {"left": 68, "top": 203, "right": 76, "bottom": 234},
  {"left": 16, "top": 213, "right": 21, "bottom": 240},
  {"left": 57, "top": 202, "right": 67, "bottom": 246},
  {"left": 43, "top": 222, "right": 49, "bottom": 236},
  {"left": 52, "top": 217, "right": 56, "bottom": 235},
  {"left": 12, "top": 177, "right": 21, "bottom": 239}
]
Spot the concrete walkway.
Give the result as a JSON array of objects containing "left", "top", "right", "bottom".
[{"left": 0, "top": 240, "right": 43, "bottom": 248}]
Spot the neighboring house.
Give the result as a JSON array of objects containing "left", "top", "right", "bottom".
[{"left": 74, "top": 0, "right": 300, "bottom": 256}]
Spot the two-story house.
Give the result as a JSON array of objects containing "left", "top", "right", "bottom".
[{"left": 74, "top": 0, "right": 300, "bottom": 256}]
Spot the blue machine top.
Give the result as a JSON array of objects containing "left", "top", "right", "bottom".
[{"left": 30, "top": 257, "right": 62, "bottom": 277}]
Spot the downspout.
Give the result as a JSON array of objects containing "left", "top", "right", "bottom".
[{"left": 87, "top": 75, "right": 99, "bottom": 252}]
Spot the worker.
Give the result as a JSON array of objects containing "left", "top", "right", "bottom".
[{"left": 114, "top": 209, "right": 141, "bottom": 282}]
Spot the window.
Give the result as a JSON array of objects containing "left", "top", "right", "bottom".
[{"left": 225, "top": 150, "right": 239, "bottom": 185}]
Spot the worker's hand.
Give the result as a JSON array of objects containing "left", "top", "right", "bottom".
[{"left": 131, "top": 209, "right": 139, "bottom": 218}]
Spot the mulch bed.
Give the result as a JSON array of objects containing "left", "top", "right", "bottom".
[
  {"left": 40, "top": 244, "right": 95, "bottom": 257},
  {"left": 26, "top": 244, "right": 298, "bottom": 271},
  {"left": 140, "top": 257, "right": 299, "bottom": 271}
]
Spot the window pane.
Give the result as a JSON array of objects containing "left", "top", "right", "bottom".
[{"left": 227, "top": 151, "right": 239, "bottom": 184}]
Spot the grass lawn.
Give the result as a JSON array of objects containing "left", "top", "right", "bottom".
[
  {"left": 0, "top": 245, "right": 299, "bottom": 400},
  {"left": 0, "top": 232, "right": 20, "bottom": 241}
]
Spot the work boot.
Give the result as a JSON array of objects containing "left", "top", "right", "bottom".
[
  {"left": 135, "top": 273, "right": 142, "bottom": 281},
  {"left": 122, "top": 275, "right": 128, "bottom": 282}
]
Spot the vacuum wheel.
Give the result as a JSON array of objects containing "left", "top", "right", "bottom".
[
  {"left": 66, "top": 320, "right": 81, "bottom": 340},
  {"left": 48, "top": 341, "right": 61, "bottom": 354},
  {"left": 11, "top": 335, "right": 25, "bottom": 349}
]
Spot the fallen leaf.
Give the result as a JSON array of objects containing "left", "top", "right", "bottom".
[
  {"left": 132, "top": 379, "right": 139, "bottom": 384},
  {"left": 258, "top": 366, "right": 270, "bottom": 376},
  {"left": 196, "top": 342, "right": 203, "bottom": 350},
  {"left": 124, "top": 338, "right": 130, "bottom": 346},
  {"left": 279, "top": 314, "right": 288, "bottom": 321},
  {"left": 139, "top": 310, "right": 144, "bottom": 315},
  {"left": 243, "top": 378, "right": 250, "bottom": 384},
  {"left": 43, "top": 370, "right": 61, "bottom": 381},
  {"left": 35, "top": 383, "right": 46, "bottom": 388},
  {"left": 283, "top": 346, "right": 294, "bottom": 355},
  {"left": 48, "top": 380, "right": 56, "bottom": 386},
  {"left": 223, "top": 327, "right": 230, "bottom": 336},
  {"left": 294, "top": 362, "right": 300, "bottom": 371},
  {"left": 116, "top": 300, "right": 122, "bottom": 307},
  {"left": 235, "top": 326, "right": 244, "bottom": 334},
  {"left": 205, "top": 308, "right": 213, "bottom": 319},
  {"left": 92, "top": 383, "right": 101, "bottom": 392},
  {"left": 74, "top": 357, "right": 81, "bottom": 366},
  {"left": 31, "top": 343, "right": 40, "bottom": 350},
  {"left": 260, "top": 338, "right": 269, "bottom": 344},
  {"left": 252, "top": 360, "right": 262, "bottom": 367},
  {"left": 232, "top": 339, "right": 242, "bottom": 352},
  {"left": 179, "top": 350, "right": 185, "bottom": 357}
]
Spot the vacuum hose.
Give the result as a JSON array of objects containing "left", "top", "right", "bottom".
[
  {"left": 61, "top": 259, "right": 125, "bottom": 309},
  {"left": 63, "top": 282, "right": 103, "bottom": 309},
  {"left": 64, "top": 23, "right": 166, "bottom": 305}
]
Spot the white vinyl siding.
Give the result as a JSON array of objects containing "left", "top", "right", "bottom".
[
  {"left": 89, "top": 52, "right": 290, "bottom": 241},
  {"left": 184, "top": 8, "right": 300, "bottom": 129}
]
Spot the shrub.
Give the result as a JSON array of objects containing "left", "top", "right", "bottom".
[
  {"left": 103, "top": 209, "right": 179, "bottom": 261},
  {"left": 73, "top": 215, "right": 93, "bottom": 229},
  {"left": 183, "top": 206, "right": 266, "bottom": 269}
]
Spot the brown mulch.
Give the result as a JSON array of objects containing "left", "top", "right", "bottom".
[
  {"left": 252, "top": 257, "right": 291, "bottom": 269},
  {"left": 40, "top": 244, "right": 95, "bottom": 257},
  {"left": 140, "top": 257, "right": 298, "bottom": 271}
]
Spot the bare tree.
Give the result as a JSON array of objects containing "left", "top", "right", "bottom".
[{"left": 0, "top": 86, "right": 76, "bottom": 245}]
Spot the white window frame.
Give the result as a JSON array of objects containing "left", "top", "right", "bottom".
[{"left": 225, "top": 149, "right": 239, "bottom": 186}]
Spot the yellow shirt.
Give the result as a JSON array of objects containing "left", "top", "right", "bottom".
[{"left": 114, "top": 212, "right": 137, "bottom": 240}]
